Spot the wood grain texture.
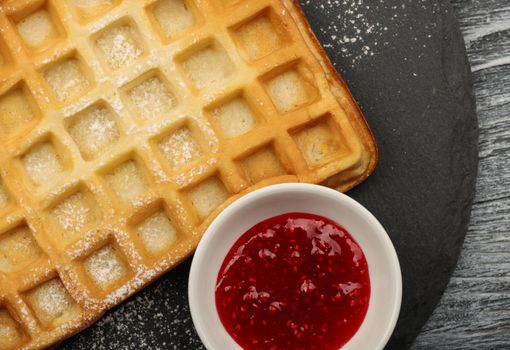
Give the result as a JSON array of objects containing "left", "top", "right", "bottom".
[{"left": 412, "top": 0, "right": 510, "bottom": 348}]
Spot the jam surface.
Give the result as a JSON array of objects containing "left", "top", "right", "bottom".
[{"left": 215, "top": 212, "right": 370, "bottom": 350}]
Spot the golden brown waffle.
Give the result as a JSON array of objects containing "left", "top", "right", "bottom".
[{"left": 0, "top": 0, "right": 377, "bottom": 348}]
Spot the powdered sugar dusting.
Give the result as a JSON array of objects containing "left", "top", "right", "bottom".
[
  {"left": 26, "top": 279, "right": 77, "bottom": 324},
  {"left": 60, "top": 260, "right": 204, "bottom": 349},
  {"left": 158, "top": 127, "right": 202, "bottom": 170},
  {"left": 84, "top": 245, "right": 126, "bottom": 289},
  {"left": 0, "top": 309, "right": 23, "bottom": 348},
  {"left": 22, "top": 141, "right": 64, "bottom": 185},
  {"left": 305, "top": 0, "right": 389, "bottom": 67},
  {"left": 305, "top": 0, "right": 439, "bottom": 68},
  {"left": 36, "top": 280, "right": 71, "bottom": 314},
  {"left": 96, "top": 24, "right": 143, "bottom": 70},
  {"left": 44, "top": 58, "right": 90, "bottom": 102},
  {"left": 50, "top": 191, "right": 97, "bottom": 238},
  {"left": 16, "top": 9, "right": 57, "bottom": 49},
  {"left": 174, "top": 158, "right": 216, "bottom": 186},
  {"left": 68, "top": 105, "right": 120, "bottom": 160},
  {"left": 106, "top": 160, "right": 148, "bottom": 203},
  {"left": 128, "top": 76, "right": 177, "bottom": 121},
  {"left": 137, "top": 211, "right": 177, "bottom": 255}
]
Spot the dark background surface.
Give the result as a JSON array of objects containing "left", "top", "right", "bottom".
[{"left": 60, "top": 0, "right": 490, "bottom": 349}]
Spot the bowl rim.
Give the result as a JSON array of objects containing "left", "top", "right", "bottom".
[{"left": 189, "top": 183, "right": 402, "bottom": 350}]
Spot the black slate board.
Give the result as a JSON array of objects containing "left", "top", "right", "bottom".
[{"left": 60, "top": 0, "right": 478, "bottom": 349}]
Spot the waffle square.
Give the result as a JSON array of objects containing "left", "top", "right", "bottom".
[{"left": 0, "top": 0, "right": 377, "bottom": 348}]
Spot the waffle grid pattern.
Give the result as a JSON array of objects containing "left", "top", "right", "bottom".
[{"left": 0, "top": 0, "right": 375, "bottom": 348}]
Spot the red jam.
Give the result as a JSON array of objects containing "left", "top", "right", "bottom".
[{"left": 215, "top": 212, "right": 370, "bottom": 350}]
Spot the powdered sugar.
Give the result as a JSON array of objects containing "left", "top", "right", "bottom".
[
  {"left": 22, "top": 141, "right": 64, "bottom": 185},
  {"left": 50, "top": 191, "right": 97, "bottom": 238},
  {"left": 26, "top": 279, "right": 76, "bottom": 324},
  {"left": 16, "top": 9, "right": 57, "bottom": 49},
  {"left": 128, "top": 76, "right": 177, "bottom": 121},
  {"left": 303, "top": 0, "right": 390, "bottom": 67},
  {"left": 68, "top": 105, "right": 120, "bottom": 160},
  {"left": 305, "top": 0, "right": 438, "bottom": 68},
  {"left": 137, "top": 211, "right": 177, "bottom": 255},
  {"left": 44, "top": 58, "right": 90, "bottom": 102},
  {"left": 96, "top": 24, "right": 143, "bottom": 70},
  {"left": 84, "top": 245, "right": 127, "bottom": 289},
  {"left": 158, "top": 127, "right": 203, "bottom": 170},
  {"left": 60, "top": 260, "right": 204, "bottom": 350}
]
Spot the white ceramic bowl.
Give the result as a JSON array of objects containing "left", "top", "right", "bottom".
[{"left": 189, "top": 183, "right": 402, "bottom": 350}]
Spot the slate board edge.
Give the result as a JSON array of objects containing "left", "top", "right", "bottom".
[{"left": 392, "top": 1, "right": 479, "bottom": 348}]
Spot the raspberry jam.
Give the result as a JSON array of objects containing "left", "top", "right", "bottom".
[{"left": 215, "top": 212, "right": 370, "bottom": 350}]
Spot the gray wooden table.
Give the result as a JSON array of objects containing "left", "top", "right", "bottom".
[{"left": 412, "top": 0, "right": 510, "bottom": 348}]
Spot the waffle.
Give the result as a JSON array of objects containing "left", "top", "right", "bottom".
[{"left": 0, "top": 0, "right": 377, "bottom": 348}]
